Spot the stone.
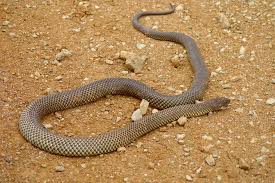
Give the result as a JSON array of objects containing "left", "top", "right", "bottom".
[
  {"left": 139, "top": 99, "right": 149, "bottom": 115},
  {"left": 55, "top": 165, "right": 65, "bottom": 172},
  {"left": 131, "top": 109, "right": 142, "bottom": 121},
  {"left": 136, "top": 43, "right": 146, "bottom": 49},
  {"left": 177, "top": 116, "right": 187, "bottom": 126},
  {"left": 185, "top": 175, "right": 193, "bottom": 181},
  {"left": 238, "top": 158, "right": 250, "bottom": 170},
  {"left": 266, "top": 98, "right": 275, "bottom": 105},
  {"left": 120, "top": 51, "right": 147, "bottom": 73},
  {"left": 55, "top": 49, "right": 72, "bottom": 61},
  {"left": 117, "top": 147, "right": 126, "bottom": 152}
]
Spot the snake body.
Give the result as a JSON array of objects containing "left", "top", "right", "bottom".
[{"left": 19, "top": 5, "right": 230, "bottom": 156}]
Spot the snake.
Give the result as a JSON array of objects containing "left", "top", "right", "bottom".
[{"left": 19, "top": 4, "right": 230, "bottom": 156}]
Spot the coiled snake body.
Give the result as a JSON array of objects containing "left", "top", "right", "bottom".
[{"left": 19, "top": 5, "right": 230, "bottom": 156}]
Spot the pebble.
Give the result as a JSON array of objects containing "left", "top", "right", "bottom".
[
  {"left": 176, "top": 4, "right": 184, "bottom": 11},
  {"left": 2, "top": 20, "right": 10, "bottom": 26},
  {"left": 177, "top": 116, "right": 187, "bottom": 126},
  {"left": 219, "top": 13, "right": 230, "bottom": 29},
  {"left": 105, "top": 59, "right": 114, "bottom": 65},
  {"left": 266, "top": 98, "right": 275, "bottom": 105},
  {"left": 131, "top": 109, "right": 142, "bottom": 121},
  {"left": 185, "top": 175, "right": 193, "bottom": 181},
  {"left": 55, "top": 165, "right": 65, "bottom": 172},
  {"left": 120, "top": 51, "right": 147, "bottom": 73},
  {"left": 80, "top": 163, "right": 87, "bottom": 169},
  {"left": 238, "top": 158, "right": 250, "bottom": 170},
  {"left": 222, "top": 84, "right": 231, "bottom": 89},
  {"left": 239, "top": 46, "right": 246, "bottom": 57},
  {"left": 44, "top": 123, "right": 53, "bottom": 129},
  {"left": 139, "top": 99, "right": 149, "bottom": 115},
  {"left": 55, "top": 49, "right": 72, "bottom": 61},
  {"left": 55, "top": 75, "right": 63, "bottom": 81},
  {"left": 176, "top": 133, "right": 185, "bottom": 141},
  {"left": 115, "top": 116, "right": 121, "bottom": 123},
  {"left": 44, "top": 88, "right": 57, "bottom": 95},
  {"left": 117, "top": 147, "right": 126, "bottom": 152},
  {"left": 136, "top": 43, "right": 146, "bottom": 49},
  {"left": 152, "top": 109, "right": 158, "bottom": 113},
  {"left": 205, "top": 155, "right": 216, "bottom": 166},
  {"left": 234, "top": 108, "right": 244, "bottom": 113},
  {"left": 272, "top": 79, "right": 275, "bottom": 84}
]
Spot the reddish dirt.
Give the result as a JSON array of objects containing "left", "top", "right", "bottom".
[{"left": 0, "top": 0, "right": 274, "bottom": 183}]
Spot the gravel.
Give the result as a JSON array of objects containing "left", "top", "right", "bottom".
[{"left": 55, "top": 49, "right": 72, "bottom": 62}]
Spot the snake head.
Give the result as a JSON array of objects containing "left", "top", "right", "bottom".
[{"left": 207, "top": 97, "right": 230, "bottom": 111}]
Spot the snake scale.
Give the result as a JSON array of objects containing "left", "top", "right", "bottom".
[{"left": 19, "top": 4, "right": 230, "bottom": 156}]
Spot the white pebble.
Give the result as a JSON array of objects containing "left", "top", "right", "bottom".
[
  {"left": 176, "top": 4, "right": 184, "bottom": 11},
  {"left": 117, "top": 147, "right": 126, "bottom": 152},
  {"left": 266, "top": 98, "right": 275, "bottom": 105},
  {"left": 185, "top": 175, "right": 193, "bottom": 181},
  {"left": 131, "top": 109, "right": 142, "bottom": 121},
  {"left": 176, "top": 133, "right": 186, "bottom": 141},
  {"left": 55, "top": 75, "right": 63, "bottom": 81},
  {"left": 177, "top": 116, "right": 187, "bottom": 126},
  {"left": 239, "top": 46, "right": 246, "bottom": 57},
  {"left": 55, "top": 49, "right": 72, "bottom": 61},
  {"left": 136, "top": 43, "right": 146, "bottom": 49},
  {"left": 44, "top": 124, "right": 53, "bottom": 129},
  {"left": 152, "top": 109, "right": 158, "bottom": 113},
  {"left": 105, "top": 59, "right": 114, "bottom": 65},
  {"left": 139, "top": 99, "right": 149, "bottom": 115},
  {"left": 55, "top": 165, "right": 65, "bottom": 172},
  {"left": 2, "top": 20, "right": 10, "bottom": 26}
]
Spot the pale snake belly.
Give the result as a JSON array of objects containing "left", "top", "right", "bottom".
[{"left": 19, "top": 4, "right": 230, "bottom": 156}]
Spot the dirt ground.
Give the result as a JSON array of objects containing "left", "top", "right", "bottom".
[{"left": 0, "top": 0, "right": 274, "bottom": 182}]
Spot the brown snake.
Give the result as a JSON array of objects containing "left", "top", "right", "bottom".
[{"left": 19, "top": 4, "right": 230, "bottom": 156}]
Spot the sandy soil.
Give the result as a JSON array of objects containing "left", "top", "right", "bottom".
[{"left": 0, "top": 0, "right": 274, "bottom": 182}]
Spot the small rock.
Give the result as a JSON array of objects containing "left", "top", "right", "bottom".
[
  {"left": 159, "top": 127, "right": 168, "bottom": 132},
  {"left": 55, "top": 49, "right": 72, "bottom": 61},
  {"left": 239, "top": 46, "right": 246, "bottom": 57},
  {"left": 185, "top": 175, "right": 193, "bottom": 181},
  {"left": 115, "top": 116, "right": 121, "bottom": 123},
  {"left": 238, "top": 158, "right": 250, "bottom": 170},
  {"left": 205, "top": 155, "right": 216, "bottom": 166},
  {"left": 117, "top": 147, "right": 126, "bottom": 152},
  {"left": 176, "top": 4, "right": 184, "bottom": 11},
  {"left": 176, "top": 133, "right": 185, "bottom": 141},
  {"left": 177, "top": 116, "right": 187, "bottom": 126},
  {"left": 136, "top": 142, "right": 143, "bottom": 148},
  {"left": 219, "top": 13, "right": 230, "bottom": 29},
  {"left": 234, "top": 108, "right": 244, "bottom": 113},
  {"left": 2, "top": 20, "right": 10, "bottom": 26},
  {"left": 266, "top": 98, "right": 275, "bottom": 105},
  {"left": 55, "top": 75, "right": 63, "bottom": 81},
  {"left": 271, "top": 79, "right": 275, "bottom": 84},
  {"left": 105, "top": 59, "right": 114, "bottom": 65},
  {"left": 55, "top": 165, "right": 65, "bottom": 172},
  {"left": 222, "top": 84, "right": 231, "bottom": 89},
  {"left": 140, "top": 99, "right": 149, "bottom": 115},
  {"left": 131, "top": 109, "right": 142, "bottom": 121},
  {"left": 44, "top": 88, "right": 58, "bottom": 95},
  {"left": 44, "top": 124, "right": 53, "bottom": 129},
  {"left": 80, "top": 163, "right": 87, "bottom": 168},
  {"left": 152, "top": 109, "right": 158, "bottom": 113},
  {"left": 136, "top": 43, "right": 146, "bottom": 49},
  {"left": 120, "top": 51, "right": 147, "bottom": 73}
]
